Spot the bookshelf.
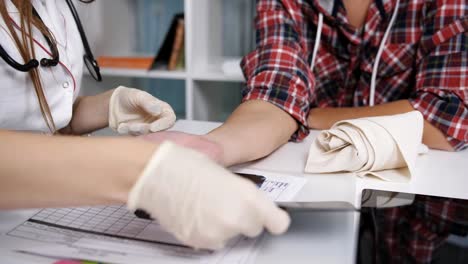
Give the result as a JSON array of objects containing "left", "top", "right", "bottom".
[{"left": 79, "top": 0, "right": 254, "bottom": 121}]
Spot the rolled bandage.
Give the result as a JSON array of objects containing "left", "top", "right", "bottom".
[{"left": 305, "top": 111, "right": 426, "bottom": 182}]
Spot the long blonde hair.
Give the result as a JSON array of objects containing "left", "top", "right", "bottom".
[
  {"left": 0, "top": 0, "right": 94, "bottom": 133},
  {"left": 0, "top": 0, "right": 58, "bottom": 133}
]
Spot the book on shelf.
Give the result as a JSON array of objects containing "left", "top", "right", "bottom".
[
  {"left": 152, "top": 13, "right": 185, "bottom": 71},
  {"left": 96, "top": 55, "right": 155, "bottom": 70},
  {"left": 97, "top": 13, "right": 185, "bottom": 72},
  {"left": 167, "top": 17, "right": 184, "bottom": 70},
  {"left": 175, "top": 38, "right": 185, "bottom": 70}
]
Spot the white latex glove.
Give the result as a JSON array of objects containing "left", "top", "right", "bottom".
[
  {"left": 127, "top": 141, "right": 290, "bottom": 250},
  {"left": 109, "top": 86, "right": 176, "bottom": 135}
]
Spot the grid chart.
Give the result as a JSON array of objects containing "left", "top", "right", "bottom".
[
  {"left": 8, "top": 179, "right": 290, "bottom": 246},
  {"left": 24, "top": 205, "right": 180, "bottom": 244}
]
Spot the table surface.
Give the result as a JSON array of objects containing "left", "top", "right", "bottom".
[
  {"left": 1, "top": 120, "right": 466, "bottom": 263},
  {"left": 172, "top": 120, "right": 468, "bottom": 206},
  {"left": 0, "top": 208, "right": 358, "bottom": 264},
  {"left": 0, "top": 120, "right": 362, "bottom": 264}
]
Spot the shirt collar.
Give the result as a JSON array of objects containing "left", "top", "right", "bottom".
[{"left": 312, "top": 0, "right": 398, "bottom": 45}]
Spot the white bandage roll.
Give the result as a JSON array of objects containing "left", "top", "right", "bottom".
[{"left": 305, "top": 111, "right": 426, "bottom": 182}]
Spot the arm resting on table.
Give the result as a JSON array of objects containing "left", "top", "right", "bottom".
[{"left": 206, "top": 100, "right": 297, "bottom": 166}]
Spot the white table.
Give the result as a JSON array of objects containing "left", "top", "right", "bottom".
[
  {"left": 1, "top": 120, "right": 466, "bottom": 264},
  {"left": 170, "top": 120, "right": 468, "bottom": 205},
  {"left": 0, "top": 209, "right": 358, "bottom": 264},
  {"left": 171, "top": 120, "right": 468, "bottom": 259}
]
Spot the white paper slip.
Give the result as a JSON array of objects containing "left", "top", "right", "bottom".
[{"left": 235, "top": 168, "right": 308, "bottom": 202}]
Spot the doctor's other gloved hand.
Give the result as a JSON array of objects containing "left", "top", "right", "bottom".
[
  {"left": 127, "top": 141, "right": 290, "bottom": 250},
  {"left": 109, "top": 86, "right": 176, "bottom": 135}
]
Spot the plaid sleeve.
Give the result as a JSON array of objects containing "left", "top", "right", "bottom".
[
  {"left": 409, "top": 10, "right": 468, "bottom": 150},
  {"left": 241, "top": 0, "right": 315, "bottom": 141}
]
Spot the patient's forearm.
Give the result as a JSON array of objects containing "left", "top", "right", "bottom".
[
  {"left": 206, "top": 100, "right": 297, "bottom": 166},
  {"left": 307, "top": 100, "right": 453, "bottom": 151}
]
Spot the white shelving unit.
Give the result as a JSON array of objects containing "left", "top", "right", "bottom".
[{"left": 79, "top": 0, "right": 254, "bottom": 122}]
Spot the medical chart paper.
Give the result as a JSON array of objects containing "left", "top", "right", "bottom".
[
  {"left": 9, "top": 216, "right": 261, "bottom": 264},
  {"left": 5, "top": 174, "right": 306, "bottom": 264}
]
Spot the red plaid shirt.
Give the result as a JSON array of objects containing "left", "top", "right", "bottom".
[
  {"left": 377, "top": 196, "right": 468, "bottom": 263},
  {"left": 241, "top": 0, "right": 468, "bottom": 150},
  {"left": 241, "top": 0, "right": 468, "bottom": 262}
]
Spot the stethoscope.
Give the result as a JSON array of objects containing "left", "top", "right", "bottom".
[
  {"left": 310, "top": 0, "right": 400, "bottom": 107},
  {"left": 0, "top": 0, "right": 102, "bottom": 81}
]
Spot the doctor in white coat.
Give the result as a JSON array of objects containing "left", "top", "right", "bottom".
[{"left": 0, "top": 0, "right": 289, "bottom": 250}]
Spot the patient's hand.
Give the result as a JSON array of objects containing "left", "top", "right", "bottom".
[{"left": 140, "top": 131, "right": 223, "bottom": 163}]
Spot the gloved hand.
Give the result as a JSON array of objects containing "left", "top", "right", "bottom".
[
  {"left": 109, "top": 86, "right": 176, "bottom": 135},
  {"left": 127, "top": 141, "right": 290, "bottom": 250}
]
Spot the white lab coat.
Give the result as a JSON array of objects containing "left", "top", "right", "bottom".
[{"left": 0, "top": 0, "right": 83, "bottom": 132}]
